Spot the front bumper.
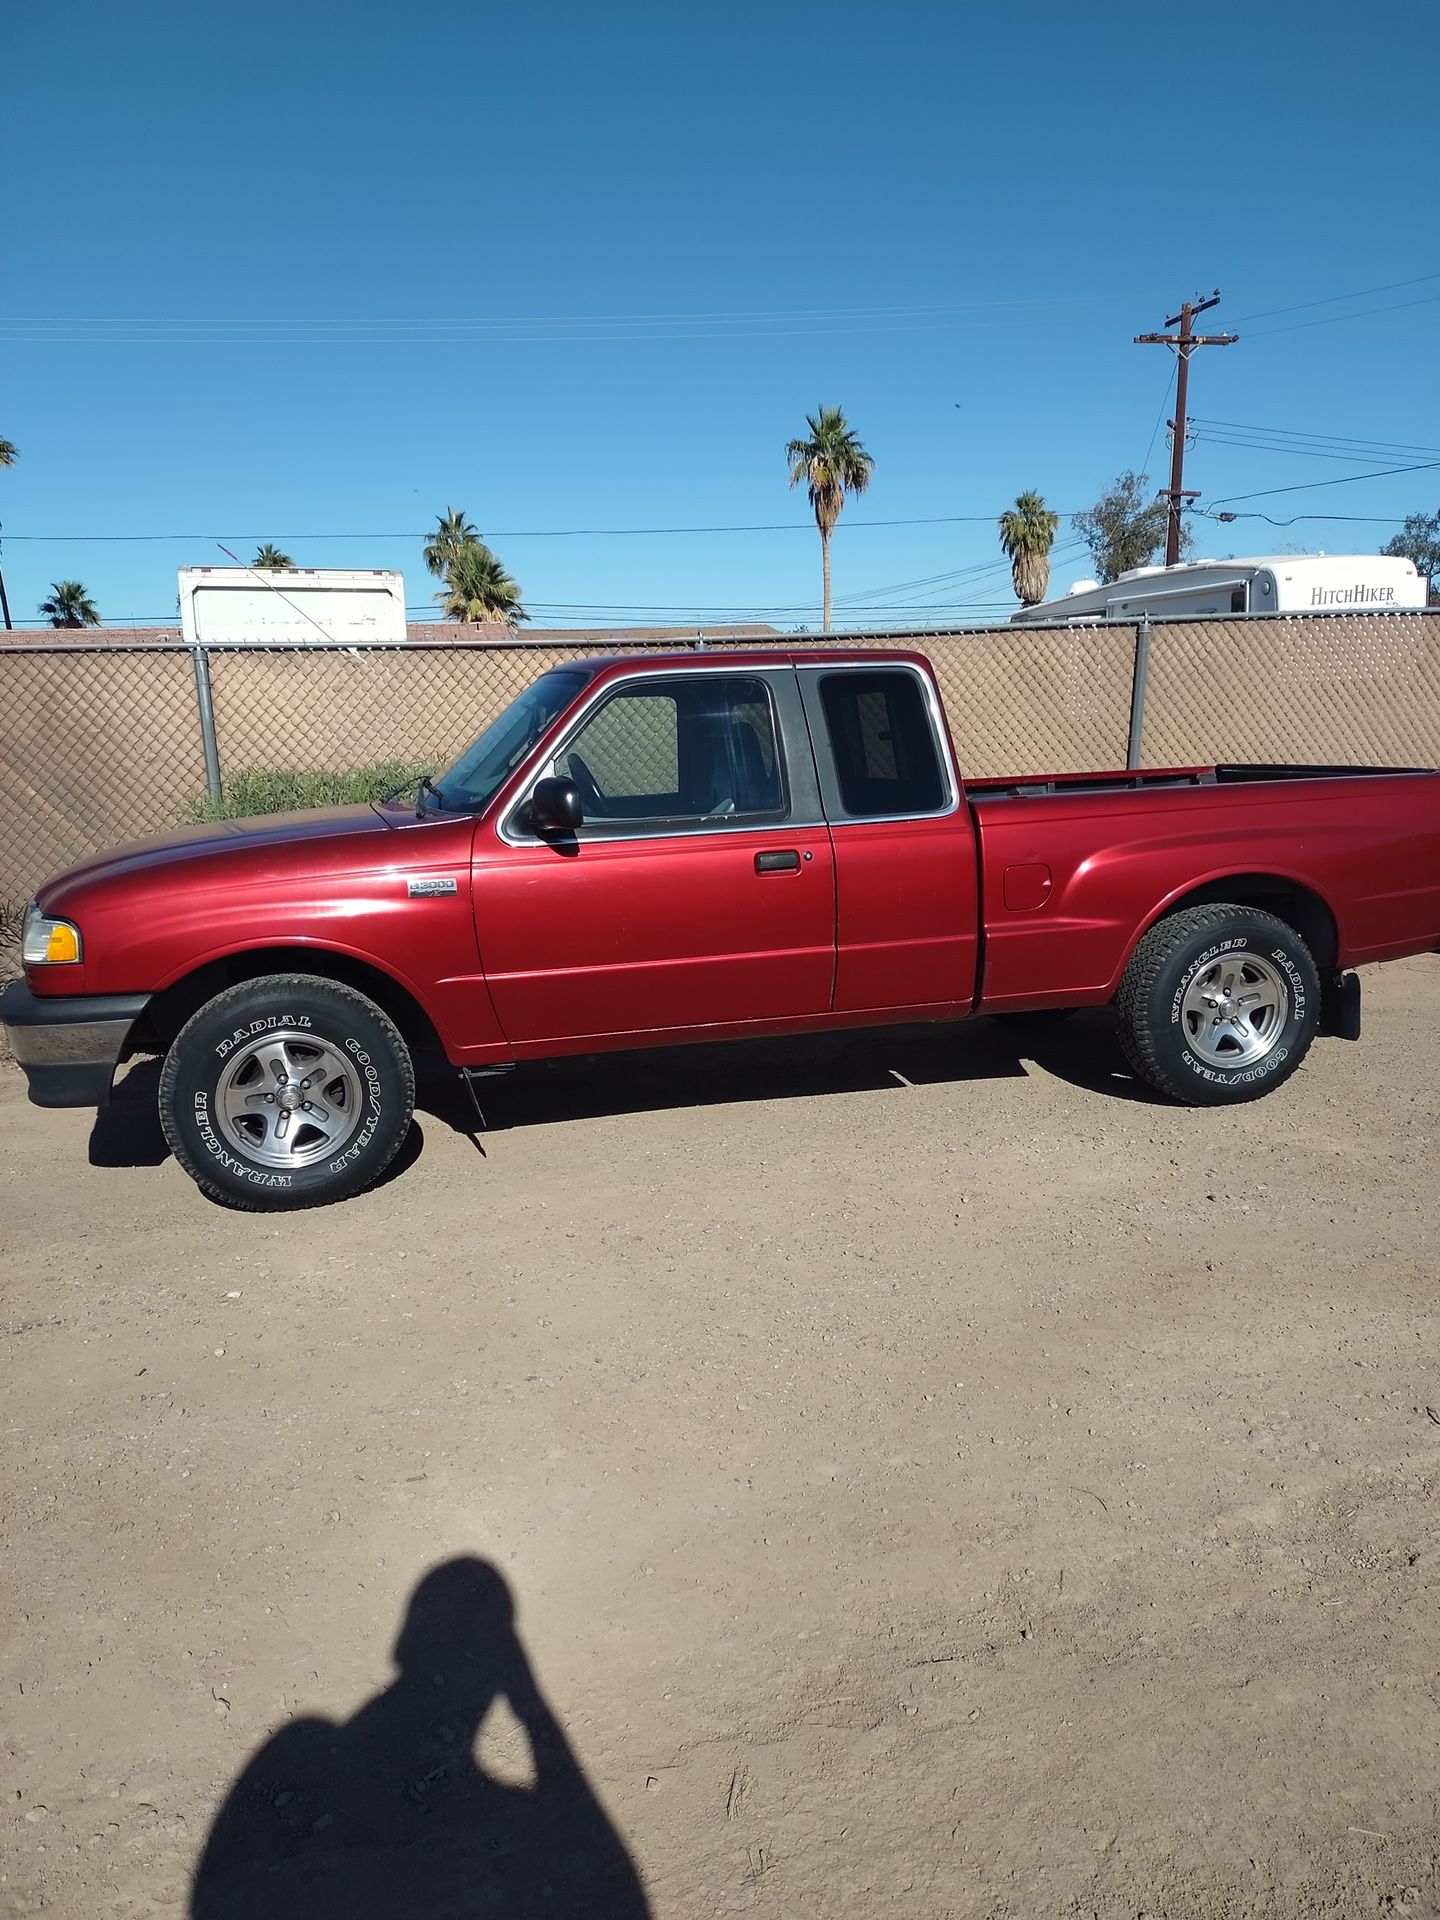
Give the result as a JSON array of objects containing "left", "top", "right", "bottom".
[{"left": 0, "top": 980, "right": 151, "bottom": 1109}]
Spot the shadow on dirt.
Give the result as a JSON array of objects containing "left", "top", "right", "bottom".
[
  {"left": 423, "top": 1007, "right": 1151, "bottom": 1138},
  {"left": 88, "top": 1058, "right": 426, "bottom": 1188},
  {"left": 88, "top": 1011, "right": 1148, "bottom": 1175},
  {"left": 189, "top": 1557, "right": 650, "bottom": 1920},
  {"left": 89, "top": 1059, "right": 171, "bottom": 1167}
]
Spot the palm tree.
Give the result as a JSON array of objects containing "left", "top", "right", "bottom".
[
  {"left": 998, "top": 491, "right": 1061, "bottom": 606},
  {"left": 437, "top": 541, "right": 526, "bottom": 626},
  {"left": 785, "top": 407, "right": 874, "bottom": 632},
  {"left": 424, "top": 507, "right": 480, "bottom": 579},
  {"left": 252, "top": 543, "right": 294, "bottom": 570},
  {"left": 39, "top": 581, "right": 101, "bottom": 628}
]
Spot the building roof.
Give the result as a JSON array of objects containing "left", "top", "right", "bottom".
[{"left": 0, "top": 625, "right": 184, "bottom": 646}]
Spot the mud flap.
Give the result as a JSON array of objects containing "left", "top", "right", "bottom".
[{"left": 1319, "top": 969, "right": 1362, "bottom": 1041}]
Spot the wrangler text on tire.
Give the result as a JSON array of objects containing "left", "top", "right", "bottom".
[{"left": 1115, "top": 904, "right": 1320, "bottom": 1106}]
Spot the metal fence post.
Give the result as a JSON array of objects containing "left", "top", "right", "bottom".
[
  {"left": 190, "top": 645, "right": 223, "bottom": 801},
  {"left": 1126, "top": 616, "right": 1151, "bottom": 770}
]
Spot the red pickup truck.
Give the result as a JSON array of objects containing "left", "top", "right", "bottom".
[{"left": 4, "top": 647, "right": 1438, "bottom": 1209}]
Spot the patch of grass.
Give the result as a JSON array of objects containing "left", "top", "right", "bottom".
[
  {"left": 183, "top": 760, "right": 432, "bottom": 824},
  {"left": 1, "top": 900, "right": 20, "bottom": 1062},
  {"left": 1, "top": 898, "right": 20, "bottom": 988}
]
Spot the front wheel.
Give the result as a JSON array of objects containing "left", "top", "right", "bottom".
[
  {"left": 158, "top": 974, "right": 415, "bottom": 1209},
  {"left": 1115, "top": 904, "right": 1320, "bottom": 1105}
]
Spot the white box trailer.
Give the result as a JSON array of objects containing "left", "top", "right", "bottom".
[
  {"left": 1010, "top": 554, "right": 1426, "bottom": 624},
  {"left": 178, "top": 567, "right": 406, "bottom": 645}
]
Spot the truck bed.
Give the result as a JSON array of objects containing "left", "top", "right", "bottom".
[
  {"left": 966, "top": 762, "right": 1434, "bottom": 804},
  {"left": 969, "top": 761, "right": 1440, "bottom": 1012}
]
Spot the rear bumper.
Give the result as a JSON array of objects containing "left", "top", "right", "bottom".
[{"left": 0, "top": 980, "right": 151, "bottom": 1108}]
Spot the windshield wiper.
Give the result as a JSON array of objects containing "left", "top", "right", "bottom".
[{"left": 379, "top": 771, "right": 444, "bottom": 819}]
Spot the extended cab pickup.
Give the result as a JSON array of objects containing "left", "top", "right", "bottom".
[{"left": 4, "top": 648, "right": 1438, "bottom": 1209}]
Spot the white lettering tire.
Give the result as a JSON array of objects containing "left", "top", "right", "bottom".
[
  {"left": 1116, "top": 904, "right": 1320, "bottom": 1106},
  {"left": 158, "top": 975, "right": 415, "bottom": 1210}
]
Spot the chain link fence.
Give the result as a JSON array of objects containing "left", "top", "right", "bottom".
[
  {"left": 1140, "top": 612, "right": 1440, "bottom": 768},
  {"left": 0, "top": 645, "right": 210, "bottom": 905},
  {"left": 2, "top": 611, "right": 1438, "bottom": 912}
]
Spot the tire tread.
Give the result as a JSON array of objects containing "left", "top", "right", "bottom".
[
  {"left": 1116, "top": 903, "right": 1315, "bottom": 1105},
  {"left": 158, "top": 972, "right": 415, "bottom": 1210}
]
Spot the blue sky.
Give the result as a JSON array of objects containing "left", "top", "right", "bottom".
[{"left": 3, "top": 0, "right": 1437, "bottom": 630}]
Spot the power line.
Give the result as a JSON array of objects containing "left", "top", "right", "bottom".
[
  {"left": 0, "top": 297, "right": 1077, "bottom": 349},
  {"left": 8, "top": 272, "right": 1438, "bottom": 338},
  {"left": 0, "top": 511, "right": 1053, "bottom": 543},
  {"left": 1208, "top": 459, "right": 1440, "bottom": 508},
  {"left": 1229, "top": 271, "right": 1440, "bottom": 325},
  {"left": 0, "top": 320, "right": 1001, "bottom": 347},
  {"left": 17, "top": 520, "right": 1409, "bottom": 630},
  {"left": 7, "top": 571, "right": 1045, "bottom": 624},
  {"left": 5, "top": 608, "right": 1025, "bottom": 631},
  {"left": 12, "top": 513, "right": 1405, "bottom": 629},
  {"left": 1139, "top": 360, "right": 1178, "bottom": 479},
  {"left": 1192, "top": 432, "right": 1433, "bottom": 468},
  {"left": 9, "top": 272, "right": 1439, "bottom": 351},
  {"left": 1242, "top": 293, "right": 1440, "bottom": 339},
  {"left": 1195, "top": 510, "right": 1419, "bottom": 528},
  {"left": 13, "top": 274, "right": 1439, "bottom": 329},
  {"left": 0, "top": 296, "right": 1065, "bottom": 328},
  {"left": 833, "top": 544, "right": 1086, "bottom": 608},
  {"left": 1191, "top": 417, "right": 1440, "bottom": 457}
]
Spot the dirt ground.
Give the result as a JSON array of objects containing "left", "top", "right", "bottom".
[{"left": 2, "top": 958, "right": 1438, "bottom": 1920}]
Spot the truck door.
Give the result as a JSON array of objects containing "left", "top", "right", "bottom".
[
  {"left": 472, "top": 668, "right": 836, "bottom": 1048},
  {"left": 798, "top": 663, "right": 979, "bottom": 1014}
]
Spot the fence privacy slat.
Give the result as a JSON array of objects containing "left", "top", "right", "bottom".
[
  {"left": 2, "top": 612, "right": 1438, "bottom": 908},
  {"left": 1140, "top": 614, "right": 1440, "bottom": 768}
]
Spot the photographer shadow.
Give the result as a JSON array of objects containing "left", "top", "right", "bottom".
[{"left": 190, "top": 1557, "right": 649, "bottom": 1919}]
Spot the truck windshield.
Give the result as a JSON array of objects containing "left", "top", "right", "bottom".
[{"left": 423, "top": 668, "right": 592, "bottom": 815}]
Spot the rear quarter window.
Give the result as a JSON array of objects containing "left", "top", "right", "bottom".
[{"left": 819, "top": 669, "right": 947, "bottom": 818}]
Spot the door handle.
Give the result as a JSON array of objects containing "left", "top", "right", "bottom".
[{"left": 754, "top": 849, "right": 802, "bottom": 873}]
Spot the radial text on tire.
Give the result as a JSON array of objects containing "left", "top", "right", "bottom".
[
  {"left": 158, "top": 974, "right": 416, "bottom": 1209},
  {"left": 1115, "top": 903, "right": 1321, "bottom": 1106}
]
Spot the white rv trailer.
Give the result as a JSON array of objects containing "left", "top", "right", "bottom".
[
  {"left": 1010, "top": 554, "right": 1426, "bottom": 624},
  {"left": 177, "top": 567, "right": 407, "bottom": 645}
]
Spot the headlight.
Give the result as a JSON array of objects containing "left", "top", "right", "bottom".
[{"left": 21, "top": 901, "right": 83, "bottom": 965}]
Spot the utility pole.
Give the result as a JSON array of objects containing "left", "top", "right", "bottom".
[{"left": 1135, "top": 290, "right": 1238, "bottom": 565}]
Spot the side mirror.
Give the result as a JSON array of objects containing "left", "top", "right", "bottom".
[{"left": 528, "top": 775, "right": 583, "bottom": 835}]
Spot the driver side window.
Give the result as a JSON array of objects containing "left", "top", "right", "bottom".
[{"left": 554, "top": 676, "right": 786, "bottom": 832}]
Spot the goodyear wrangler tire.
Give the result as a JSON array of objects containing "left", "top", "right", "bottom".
[
  {"left": 1115, "top": 904, "right": 1320, "bottom": 1106},
  {"left": 158, "top": 975, "right": 415, "bottom": 1209}
]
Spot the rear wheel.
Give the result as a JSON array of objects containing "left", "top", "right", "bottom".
[
  {"left": 1116, "top": 904, "right": 1320, "bottom": 1105},
  {"left": 158, "top": 974, "right": 415, "bottom": 1209}
]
